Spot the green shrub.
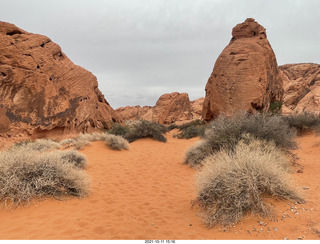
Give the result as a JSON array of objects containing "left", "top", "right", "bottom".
[
  {"left": 283, "top": 111, "right": 320, "bottom": 133},
  {"left": 108, "top": 123, "right": 131, "bottom": 138},
  {"left": 178, "top": 119, "right": 205, "bottom": 130},
  {"left": 178, "top": 124, "right": 206, "bottom": 139},
  {"left": 167, "top": 120, "right": 206, "bottom": 139},
  {"left": 0, "top": 148, "right": 89, "bottom": 206},
  {"left": 269, "top": 100, "right": 283, "bottom": 114},
  {"left": 192, "top": 138, "right": 303, "bottom": 227},
  {"left": 125, "top": 120, "right": 168, "bottom": 143},
  {"left": 184, "top": 112, "right": 296, "bottom": 167},
  {"left": 167, "top": 124, "right": 180, "bottom": 131}
]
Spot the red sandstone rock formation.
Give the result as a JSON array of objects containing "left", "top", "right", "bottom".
[
  {"left": 202, "top": 18, "right": 283, "bottom": 121},
  {"left": 191, "top": 97, "right": 204, "bottom": 120},
  {"left": 0, "top": 21, "right": 121, "bottom": 139},
  {"left": 280, "top": 63, "right": 320, "bottom": 114},
  {"left": 152, "top": 92, "right": 192, "bottom": 124},
  {"left": 115, "top": 105, "right": 153, "bottom": 121},
  {"left": 115, "top": 92, "right": 196, "bottom": 124}
]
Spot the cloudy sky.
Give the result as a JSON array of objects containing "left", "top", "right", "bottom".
[{"left": 2, "top": 0, "right": 320, "bottom": 108}]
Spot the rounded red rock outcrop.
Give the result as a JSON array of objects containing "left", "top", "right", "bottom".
[
  {"left": 0, "top": 21, "right": 121, "bottom": 139},
  {"left": 202, "top": 18, "right": 283, "bottom": 121}
]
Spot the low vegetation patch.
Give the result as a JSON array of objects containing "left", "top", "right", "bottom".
[
  {"left": 168, "top": 120, "right": 206, "bottom": 139},
  {"left": 104, "top": 134, "right": 129, "bottom": 150},
  {"left": 192, "top": 138, "right": 303, "bottom": 227},
  {"left": 61, "top": 132, "right": 129, "bottom": 150},
  {"left": 184, "top": 112, "right": 313, "bottom": 227},
  {"left": 108, "top": 123, "right": 131, "bottom": 138},
  {"left": 12, "top": 139, "right": 61, "bottom": 152},
  {"left": 108, "top": 120, "right": 168, "bottom": 143},
  {"left": 0, "top": 146, "right": 89, "bottom": 207},
  {"left": 59, "top": 150, "right": 88, "bottom": 169},
  {"left": 283, "top": 111, "right": 320, "bottom": 133},
  {"left": 184, "top": 112, "right": 296, "bottom": 167}
]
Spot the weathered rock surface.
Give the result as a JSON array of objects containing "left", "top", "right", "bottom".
[
  {"left": 115, "top": 105, "right": 153, "bottom": 122},
  {"left": 202, "top": 18, "right": 283, "bottom": 121},
  {"left": 116, "top": 92, "right": 197, "bottom": 124},
  {"left": 191, "top": 97, "right": 204, "bottom": 120},
  {"left": 0, "top": 21, "right": 120, "bottom": 139},
  {"left": 280, "top": 63, "right": 320, "bottom": 114},
  {"left": 152, "top": 92, "right": 192, "bottom": 124}
]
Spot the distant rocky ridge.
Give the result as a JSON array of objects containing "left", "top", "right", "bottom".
[
  {"left": 116, "top": 92, "right": 203, "bottom": 124},
  {"left": 0, "top": 21, "right": 121, "bottom": 139},
  {"left": 202, "top": 18, "right": 283, "bottom": 121},
  {"left": 280, "top": 63, "right": 320, "bottom": 114}
]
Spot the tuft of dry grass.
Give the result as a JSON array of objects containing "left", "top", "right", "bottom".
[
  {"left": 184, "top": 140, "right": 214, "bottom": 168},
  {"left": 59, "top": 150, "right": 88, "bottom": 169},
  {"left": 104, "top": 134, "right": 129, "bottom": 150},
  {"left": 192, "top": 138, "right": 303, "bottom": 227},
  {"left": 0, "top": 147, "right": 89, "bottom": 207},
  {"left": 60, "top": 133, "right": 129, "bottom": 151},
  {"left": 12, "top": 139, "right": 61, "bottom": 152}
]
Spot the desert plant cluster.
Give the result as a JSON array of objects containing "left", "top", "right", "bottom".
[
  {"left": 60, "top": 132, "right": 129, "bottom": 150},
  {"left": 168, "top": 119, "right": 206, "bottom": 139},
  {"left": 0, "top": 139, "right": 89, "bottom": 207},
  {"left": 0, "top": 132, "right": 130, "bottom": 207},
  {"left": 186, "top": 111, "right": 320, "bottom": 227},
  {"left": 108, "top": 120, "right": 168, "bottom": 143}
]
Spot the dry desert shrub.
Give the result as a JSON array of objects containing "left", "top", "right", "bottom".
[
  {"left": 59, "top": 150, "right": 88, "bottom": 169},
  {"left": 0, "top": 147, "right": 89, "bottom": 207},
  {"left": 184, "top": 140, "right": 214, "bottom": 168},
  {"left": 184, "top": 112, "right": 297, "bottom": 167},
  {"left": 283, "top": 111, "right": 320, "bottom": 133},
  {"left": 61, "top": 133, "right": 129, "bottom": 150},
  {"left": 72, "top": 138, "right": 91, "bottom": 150},
  {"left": 108, "top": 120, "right": 168, "bottom": 143},
  {"left": 192, "top": 139, "right": 303, "bottom": 227},
  {"left": 12, "top": 139, "right": 61, "bottom": 152},
  {"left": 168, "top": 120, "right": 206, "bottom": 139},
  {"left": 59, "top": 138, "right": 77, "bottom": 146},
  {"left": 104, "top": 134, "right": 129, "bottom": 150},
  {"left": 125, "top": 120, "right": 168, "bottom": 143}
]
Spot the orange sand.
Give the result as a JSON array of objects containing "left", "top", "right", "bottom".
[{"left": 0, "top": 131, "right": 319, "bottom": 240}]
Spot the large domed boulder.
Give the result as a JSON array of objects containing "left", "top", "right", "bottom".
[
  {"left": 0, "top": 21, "right": 121, "bottom": 139},
  {"left": 202, "top": 18, "right": 283, "bottom": 121}
]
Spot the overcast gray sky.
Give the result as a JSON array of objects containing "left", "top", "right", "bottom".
[{"left": 2, "top": 0, "right": 320, "bottom": 108}]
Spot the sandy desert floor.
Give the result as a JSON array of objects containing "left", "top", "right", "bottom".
[{"left": 0, "top": 130, "right": 319, "bottom": 240}]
